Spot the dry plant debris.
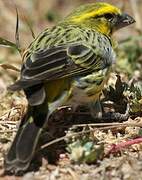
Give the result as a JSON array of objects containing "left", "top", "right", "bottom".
[{"left": 0, "top": 0, "right": 142, "bottom": 179}]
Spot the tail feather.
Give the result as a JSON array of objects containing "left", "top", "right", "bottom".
[{"left": 4, "top": 106, "right": 48, "bottom": 174}]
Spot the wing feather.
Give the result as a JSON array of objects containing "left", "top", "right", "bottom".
[{"left": 9, "top": 27, "right": 115, "bottom": 91}]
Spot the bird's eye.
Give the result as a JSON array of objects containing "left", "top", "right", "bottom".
[{"left": 104, "top": 13, "right": 114, "bottom": 21}]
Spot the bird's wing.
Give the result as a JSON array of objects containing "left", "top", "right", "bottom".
[{"left": 9, "top": 41, "right": 113, "bottom": 91}]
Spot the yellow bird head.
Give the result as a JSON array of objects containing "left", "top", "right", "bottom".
[{"left": 64, "top": 2, "right": 135, "bottom": 36}]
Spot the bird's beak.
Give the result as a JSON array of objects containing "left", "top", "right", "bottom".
[{"left": 115, "top": 13, "right": 135, "bottom": 30}]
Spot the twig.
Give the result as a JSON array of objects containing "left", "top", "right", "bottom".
[
  {"left": 23, "top": 15, "right": 35, "bottom": 39},
  {"left": 15, "top": 6, "right": 20, "bottom": 50},
  {"left": 106, "top": 137, "right": 142, "bottom": 155},
  {"left": 0, "top": 64, "right": 20, "bottom": 72},
  {"left": 40, "top": 123, "right": 140, "bottom": 150},
  {"left": 0, "top": 105, "right": 25, "bottom": 121},
  {"left": 0, "top": 129, "right": 17, "bottom": 133},
  {"left": 0, "top": 121, "right": 18, "bottom": 125},
  {"left": 72, "top": 122, "right": 142, "bottom": 128},
  {"left": 41, "top": 135, "right": 67, "bottom": 150}
]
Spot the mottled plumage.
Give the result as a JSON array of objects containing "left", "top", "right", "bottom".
[{"left": 4, "top": 2, "right": 135, "bottom": 174}]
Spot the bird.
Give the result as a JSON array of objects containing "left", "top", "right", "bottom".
[{"left": 4, "top": 2, "right": 135, "bottom": 174}]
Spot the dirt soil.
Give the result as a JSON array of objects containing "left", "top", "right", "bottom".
[{"left": 0, "top": 0, "right": 142, "bottom": 179}]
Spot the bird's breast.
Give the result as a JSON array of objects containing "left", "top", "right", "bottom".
[{"left": 68, "top": 68, "right": 111, "bottom": 105}]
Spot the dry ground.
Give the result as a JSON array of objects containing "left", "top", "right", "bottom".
[{"left": 0, "top": 0, "right": 142, "bottom": 179}]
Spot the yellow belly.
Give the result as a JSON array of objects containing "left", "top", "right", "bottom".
[
  {"left": 68, "top": 68, "right": 111, "bottom": 106},
  {"left": 46, "top": 68, "right": 111, "bottom": 113}
]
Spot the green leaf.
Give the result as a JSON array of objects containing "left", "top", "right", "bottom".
[
  {"left": 84, "top": 144, "right": 104, "bottom": 164},
  {"left": 138, "top": 129, "right": 142, "bottom": 136},
  {"left": 0, "top": 37, "right": 20, "bottom": 52},
  {"left": 15, "top": 6, "right": 20, "bottom": 50}
]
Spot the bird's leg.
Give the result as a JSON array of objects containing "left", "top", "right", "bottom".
[{"left": 89, "top": 99, "right": 103, "bottom": 119}]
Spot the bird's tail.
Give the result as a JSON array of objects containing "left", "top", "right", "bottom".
[{"left": 4, "top": 105, "right": 48, "bottom": 174}]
